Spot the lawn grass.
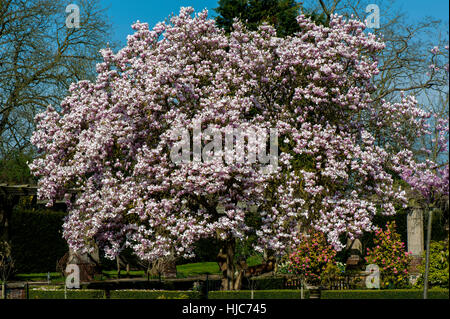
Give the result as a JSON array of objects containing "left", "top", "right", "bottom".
[
  {"left": 102, "top": 262, "right": 221, "bottom": 278},
  {"left": 11, "top": 257, "right": 267, "bottom": 281},
  {"left": 12, "top": 261, "right": 222, "bottom": 281},
  {"left": 176, "top": 262, "right": 220, "bottom": 277},
  {"left": 176, "top": 255, "right": 263, "bottom": 276},
  {"left": 102, "top": 270, "right": 146, "bottom": 278},
  {"left": 15, "top": 272, "right": 62, "bottom": 279},
  {"left": 14, "top": 272, "right": 64, "bottom": 283}
]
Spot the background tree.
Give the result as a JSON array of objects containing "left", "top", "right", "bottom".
[
  {"left": 214, "top": 0, "right": 327, "bottom": 36},
  {"left": 0, "top": 0, "right": 113, "bottom": 182},
  {"left": 0, "top": 149, "right": 34, "bottom": 184}
]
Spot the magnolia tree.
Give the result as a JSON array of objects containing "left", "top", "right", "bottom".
[
  {"left": 30, "top": 7, "right": 440, "bottom": 289},
  {"left": 396, "top": 47, "right": 449, "bottom": 298},
  {"left": 397, "top": 45, "right": 449, "bottom": 204}
]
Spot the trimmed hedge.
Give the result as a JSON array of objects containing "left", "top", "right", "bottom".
[
  {"left": 208, "top": 289, "right": 309, "bottom": 299},
  {"left": 247, "top": 277, "right": 286, "bottom": 290},
  {"left": 321, "top": 289, "right": 449, "bottom": 299},
  {"left": 10, "top": 208, "right": 68, "bottom": 273},
  {"left": 86, "top": 278, "right": 207, "bottom": 291},
  {"left": 24, "top": 288, "right": 450, "bottom": 299},
  {"left": 29, "top": 289, "right": 105, "bottom": 299},
  {"left": 109, "top": 290, "right": 201, "bottom": 299}
]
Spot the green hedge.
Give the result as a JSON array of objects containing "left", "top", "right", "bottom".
[
  {"left": 321, "top": 289, "right": 449, "bottom": 299},
  {"left": 86, "top": 279, "right": 207, "bottom": 291},
  {"left": 10, "top": 208, "right": 68, "bottom": 273},
  {"left": 25, "top": 288, "right": 450, "bottom": 299},
  {"left": 208, "top": 289, "right": 309, "bottom": 299},
  {"left": 247, "top": 277, "right": 286, "bottom": 290},
  {"left": 29, "top": 289, "right": 105, "bottom": 299},
  {"left": 414, "top": 241, "right": 449, "bottom": 289},
  {"left": 109, "top": 290, "right": 201, "bottom": 299}
]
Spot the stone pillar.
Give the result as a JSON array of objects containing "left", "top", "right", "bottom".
[{"left": 407, "top": 207, "right": 424, "bottom": 276}]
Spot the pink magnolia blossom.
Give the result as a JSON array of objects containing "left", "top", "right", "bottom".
[{"left": 30, "top": 8, "right": 440, "bottom": 261}]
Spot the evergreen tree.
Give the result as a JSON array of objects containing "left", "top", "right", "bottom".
[{"left": 215, "top": 0, "right": 326, "bottom": 37}]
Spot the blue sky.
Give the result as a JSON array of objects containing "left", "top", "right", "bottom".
[
  {"left": 100, "top": 1, "right": 219, "bottom": 46},
  {"left": 98, "top": 0, "right": 449, "bottom": 47}
]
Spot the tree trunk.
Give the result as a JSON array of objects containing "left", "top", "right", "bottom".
[
  {"left": 218, "top": 238, "right": 243, "bottom": 290},
  {"left": 225, "top": 239, "right": 235, "bottom": 290},
  {"left": 116, "top": 256, "right": 121, "bottom": 278}
]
